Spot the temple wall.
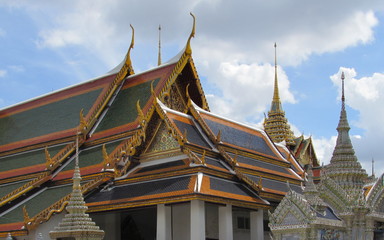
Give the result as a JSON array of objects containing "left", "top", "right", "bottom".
[{"left": 172, "top": 202, "right": 191, "bottom": 240}]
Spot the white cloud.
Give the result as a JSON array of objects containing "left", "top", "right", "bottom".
[
  {"left": 8, "top": 65, "right": 24, "bottom": 72},
  {"left": 2, "top": 0, "right": 384, "bottom": 174},
  {"left": 37, "top": 29, "right": 82, "bottom": 48},
  {"left": 0, "top": 70, "right": 7, "bottom": 78},
  {"left": 4, "top": 0, "right": 381, "bottom": 67},
  {"left": 205, "top": 62, "right": 295, "bottom": 122},
  {"left": 312, "top": 135, "right": 337, "bottom": 165}
]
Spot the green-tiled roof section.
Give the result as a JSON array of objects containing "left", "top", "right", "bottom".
[
  {"left": 0, "top": 184, "right": 72, "bottom": 225},
  {"left": 0, "top": 180, "right": 31, "bottom": 199},
  {"left": 95, "top": 78, "right": 160, "bottom": 132},
  {"left": 0, "top": 145, "right": 64, "bottom": 172},
  {"left": 61, "top": 140, "right": 122, "bottom": 171},
  {"left": 0, "top": 88, "right": 102, "bottom": 146}
]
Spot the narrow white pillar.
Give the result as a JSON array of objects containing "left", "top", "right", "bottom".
[
  {"left": 190, "top": 200, "right": 205, "bottom": 240},
  {"left": 219, "top": 204, "right": 233, "bottom": 240},
  {"left": 250, "top": 209, "right": 264, "bottom": 240},
  {"left": 157, "top": 204, "right": 172, "bottom": 240}
]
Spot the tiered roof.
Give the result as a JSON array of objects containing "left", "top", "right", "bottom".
[{"left": 0, "top": 16, "right": 304, "bottom": 237}]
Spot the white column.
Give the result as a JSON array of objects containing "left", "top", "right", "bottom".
[
  {"left": 219, "top": 204, "right": 233, "bottom": 240},
  {"left": 250, "top": 209, "right": 264, "bottom": 240},
  {"left": 190, "top": 199, "right": 205, "bottom": 240},
  {"left": 157, "top": 204, "right": 172, "bottom": 240}
]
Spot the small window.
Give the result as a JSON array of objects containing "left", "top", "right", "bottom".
[{"left": 237, "top": 216, "right": 250, "bottom": 229}]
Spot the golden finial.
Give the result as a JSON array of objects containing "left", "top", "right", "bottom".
[
  {"left": 158, "top": 25, "right": 162, "bottom": 66},
  {"left": 185, "top": 12, "right": 196, "bottom": 55},
  {"left": 125, "top": 24, "right": 135, "bottom": 69}
]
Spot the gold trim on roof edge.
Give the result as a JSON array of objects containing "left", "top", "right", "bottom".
[{"left": 23, "top": 174, "right": 109, "bottom": 231}]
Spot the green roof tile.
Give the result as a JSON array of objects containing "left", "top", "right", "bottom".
[
  {"left": 0, "top": 88, "right": 102, "bottom": 146},
  {"left": 62, "top": 140, "right": 122, "bottom": 171},
  {"left": 95, "top": 78, "right": 160, "bottom": 132},
  {"left": 0, "top": 145, "right": 64, "bottom": 172},
  {"left": 0, "top": 181, "right": 30, "bottom": 199},
  {"left": 0, "top": 184, "right": 72, "bottom": 224}
]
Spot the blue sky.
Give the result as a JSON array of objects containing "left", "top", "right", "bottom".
[{"left": 1, "top": 1, "right": 384, "bottom": 175}]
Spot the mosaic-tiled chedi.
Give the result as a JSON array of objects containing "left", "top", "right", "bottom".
[
  {"left": 325, "top": 72, "right": 367, "bottom": 197},
  {"left": 269, "top": 73, "right": 384, "bottom": 240}
]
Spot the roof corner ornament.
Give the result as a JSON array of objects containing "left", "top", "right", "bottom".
[
  {"left": 216, "top": 129, "right": 222, "bottom": 143},
  {"left": 182, "top": 129, "right": 188, "bottom": 144},
  {"left": 185, "top": 12, "right": 196, "bottom": 55},
  {"left": 45, "top": 147, "right": 53, "bottom": 170},
  {"left": 23, "top": 205, "right": 31, "bottom": 225},
  {"left": 78, "top": 108, "right": 87, "bottom": 133},
  {"left": 201, "top": 150, "right": 206, "bottom": 165},
  {"left": 102, "top": 144, "right": 113, "bottom": 170},
  {"left": 258, "top": 176, "right": 263, "bottom": 191},
  {"left": 136, "top": 100, "right": 145, "bottom": 126}
]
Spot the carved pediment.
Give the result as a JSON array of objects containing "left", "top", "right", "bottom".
[{"left": 141, "top": 121, "right": 181, "bottom": 161}]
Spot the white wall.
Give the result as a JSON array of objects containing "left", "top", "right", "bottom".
[
  {"left": 205, "top": 203, "right": 219, "bottom": 239},
  {"left": 172, "top": 203, "right": 190, "bottom": 240}
]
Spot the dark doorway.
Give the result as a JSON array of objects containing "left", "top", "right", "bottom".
[{"left": 121, "top": 207, "right": 156, "bottom": 240}]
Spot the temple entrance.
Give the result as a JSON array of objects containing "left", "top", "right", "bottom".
[{"left": 121, "top": 207, "right": 156, "bottom": 240}]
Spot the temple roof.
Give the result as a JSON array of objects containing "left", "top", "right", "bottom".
[{"left": 0, "top": 20, "right": 305, "bottom": 237}]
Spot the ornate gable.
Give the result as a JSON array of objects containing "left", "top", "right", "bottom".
[{"left": 269, "top": 190, "right": 314, "bottom": 228}]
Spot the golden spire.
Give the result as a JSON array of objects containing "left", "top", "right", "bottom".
[
  {"left": 263, "top": 43, "right": 295, "bottom": 147},
  {"left": 271, "top": 43, "right": 282, "bottom": 111},
  {"left": 158, "top": 25, "right": 162, "bottom": 66}
]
